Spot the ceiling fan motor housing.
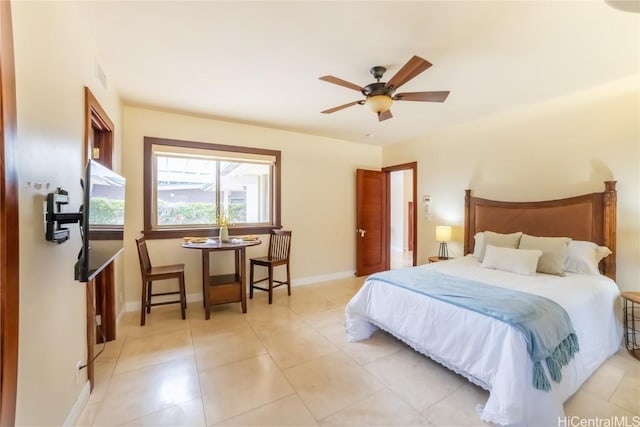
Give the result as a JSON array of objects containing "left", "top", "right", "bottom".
[{"left": 362, "top": 82, "right": 391, "bottom": 97}]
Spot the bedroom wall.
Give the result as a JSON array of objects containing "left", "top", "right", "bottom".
[
  {"left": 121, "top": 106, "right": 381, "bottom": 308},
  {"left": 12, "top": 2, "right": 122, "bottom": 425},
  {"left": 383, "top": 76, "right": 640, "bottom": 291}
]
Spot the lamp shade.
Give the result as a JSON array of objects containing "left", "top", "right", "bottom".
[
  {"left": 435, "top": 225, "right": 452, "bottom": 242},
  {"left": 365, "top": 95, "right": 393, "bottom": 113}
]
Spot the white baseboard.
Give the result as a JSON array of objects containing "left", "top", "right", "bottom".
[
  {"left": 292, "top": 270, "right": 355, "bottom": 286},
  {"left": 63, "top": 380, "right": 91, "bottom": 427},
  {"left": 123, "top": 270, "right": 355, "bottom": 312}
]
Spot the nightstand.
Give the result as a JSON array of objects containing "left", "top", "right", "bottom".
[
  {"left": 428, "top": 256, "right": 450, "bottom": 263},
  {"left": 622, "top": 291, "right": 640, "bottom": 360}
]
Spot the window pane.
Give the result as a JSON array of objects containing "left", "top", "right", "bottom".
[
  {"left": 155, "top": 155, "right": 217, "bottom": 226},
  {"left": 219, "top": 161, "right": 271, "bottom": 224}
]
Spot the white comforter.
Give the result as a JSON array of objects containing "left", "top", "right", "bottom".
[{"left": 345, "top": 256, "right": 622, "bottom": 427}]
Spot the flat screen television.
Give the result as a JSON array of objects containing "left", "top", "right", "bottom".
[{"left": 75, "top": 160, "right": 126, "bottom": 282}]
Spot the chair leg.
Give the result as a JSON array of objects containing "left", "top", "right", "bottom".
[
  {"left": 268, "top": 266, "right": 274, "bottom": 304},
  {"left": 179, "top": 273, "right": 186, "bottom": 320},
  {"left": 286, "top": 262, "right": 291, "bottom": 296},
  {"left": 146, "top": 281, "right": 152, "bottom": 313},
  {"left": 140, "top": 279, "right": 147, "bottom": 326},
  {"left": 249, "top": 262, "right": 254, "bottom": 299}
]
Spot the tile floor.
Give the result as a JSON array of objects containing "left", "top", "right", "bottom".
[{"left": 76, "top": 277, "right": 639, "bottom": 426}]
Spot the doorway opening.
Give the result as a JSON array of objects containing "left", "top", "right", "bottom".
[{"left": 389, "top": 169, "right": 414, "bottom": 269}]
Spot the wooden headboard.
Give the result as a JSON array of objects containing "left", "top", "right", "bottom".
[{"left": 464, "top": 181, "right": 617, "bottom": 280}]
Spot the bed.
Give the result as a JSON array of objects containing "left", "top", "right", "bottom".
[{"left": 345, "top": 181, "right": 623, "bottom": 427}]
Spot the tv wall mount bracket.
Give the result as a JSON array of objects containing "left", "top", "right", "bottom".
[{"left": 44, "top": 188, "right": 82, "bottom": 244}]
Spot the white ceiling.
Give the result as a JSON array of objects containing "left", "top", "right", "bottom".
[{"left": 74, "top": 1, "right": 639, "bottom": 146}]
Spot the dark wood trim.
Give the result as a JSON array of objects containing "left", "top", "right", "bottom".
[
  {"left": 143, "top": 226, "right": 280, "bottom": 240},
  {"left": 84, "top": 87, "right": 114, "bottom": 154},
  {"left": 0, "top": 1, "right": 19, "bottom": 424},
  {"left": 603, "top": 181, "right": 617, "bottom": 280},
  {"left": 83, "top": 87, "right": 116, "bottom": 391},
  {"left": 143, "top": 136, "right": 282, "bottom": 239},
  {"left": 382, "top": 162, "right": 418, "bottom": 267},
  {"left": 464, "top": 181, "right": 617, "bottom": 280}
]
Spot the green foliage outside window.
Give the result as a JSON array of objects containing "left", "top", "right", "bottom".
[
  {"left": 89, "top": 198, "right": 125, "bottom": 225},
  {"left": 157, "top": 200, "right": 216, "bottom": 225},
  {"left": 156, "top": 200, "right": 246, "bottom": 226}
]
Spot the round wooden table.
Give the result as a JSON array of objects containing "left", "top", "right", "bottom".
[{"left": 182, "top": 238, "right": 261, "bottom": 319}]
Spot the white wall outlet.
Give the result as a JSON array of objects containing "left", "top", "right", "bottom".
[{"left": 75, "top": 360, "right": 83, "bottom": 383}]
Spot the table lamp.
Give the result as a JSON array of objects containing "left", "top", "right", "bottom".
[{"left": 436, "top": 225, "right": 452, "bottom": 259}]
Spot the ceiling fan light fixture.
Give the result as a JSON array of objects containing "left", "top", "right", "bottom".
[{"left": 365, "top": 95, "right": 393, "bottom": 113}]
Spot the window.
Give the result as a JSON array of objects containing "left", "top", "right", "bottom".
[{"left": 143, "top": 137, "right": 281, "bottom": 238}]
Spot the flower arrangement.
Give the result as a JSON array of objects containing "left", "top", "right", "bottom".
[
  {"left": 216, "top": 210, "right": 232, "bottom": 227},
  {"left": 216, "top": 209, "right": 233, "bottom": 242}
]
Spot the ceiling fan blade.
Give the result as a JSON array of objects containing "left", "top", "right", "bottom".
[
  {"left": 394, "top": 91, "right": 450, "bottom": 102},
  {"left": 385, "top": 55, "right": 432, "bottom": 91},
  {"left": 321, "top": 100, "right": 362, "bottom": 114},
  {"left": 378, "top": 110, "right": 393, "bottom": 121},
  {"left": 319, "top": 75, "right": 364, "bottom": 92}
]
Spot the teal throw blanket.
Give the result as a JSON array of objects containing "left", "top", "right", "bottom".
[{"left": 369, "top": 267, "right": 580, "bottom": 391}]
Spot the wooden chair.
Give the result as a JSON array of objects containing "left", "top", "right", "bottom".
[
  {"left": 249, "top": 230, "right": 292, "bottom": 304},
  {"left": 135, "top": 236, "right": 187, "bottom": 326}
]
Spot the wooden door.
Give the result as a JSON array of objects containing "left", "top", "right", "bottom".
[
  {"left": 355, "top": 169, "right": 388, "bottom": 276},
  {"left": 0, "top": 1, "right": 18, "bottom": 424}
]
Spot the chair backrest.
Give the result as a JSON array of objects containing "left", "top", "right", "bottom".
[
  {"left": 135, "top": 236, "right": 152, "bottom": 276},
  {"left": 268, "top": 230, "right": 292, "bottom": 260}
]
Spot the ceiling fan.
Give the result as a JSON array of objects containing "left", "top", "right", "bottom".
[{"left": 319, "top": 55, "right": 449, "bottom": 122}]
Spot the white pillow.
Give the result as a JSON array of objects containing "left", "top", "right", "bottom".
[
  {"left": 518, "top": 234, "right": 571, "bottom": 276},
  {"left": 564, "top": 241, "right": 612, "bottom": 275},
  {"left": 472, "top": 232, "right": 484, "bottom": 259},
  {"left": 482, "top": 245, "right": 543, "bottom": 276},
  {"left": 477, "top": 231, "right": 523, "bottom": 261}
]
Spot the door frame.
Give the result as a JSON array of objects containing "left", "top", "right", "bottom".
[
  {"left": 382, "top": 162, "right": 417, "bottom": 268},
  {"left": 83, "top": 87, "right": 115, "bottom": 391},
  {"left": 0, "top": 1, "right": 19, "bottom": 424}
]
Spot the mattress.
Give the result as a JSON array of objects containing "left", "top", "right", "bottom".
[{"left": 345, "top": 256, "right": 622, "bottom": 426}]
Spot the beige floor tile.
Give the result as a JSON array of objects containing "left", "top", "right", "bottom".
[
  {"left": 199, "top": 354, "right": 294, "bottom": 424},
  {"left": 304, "top": 280, "right": 360, "bottom": 303},
  {"left": 287, "top": 299, "right": 340, "bottom": 320},
  {"left": 422, "top": 383, "right": 491, "bottom": 427},
  {"left": 604, "top": 352, "right": 640, "bottom": 378},
  {"left": 320, "top": 388, "right": 431, "bottom": 426},
  {"left": 114, "top": 328, "right": 194, "bottom": 375},
  {"left": 580, "top": 363, "right": 626, "bottom": 401},
  {"left": 119, "top": 398, "right": 206, "bottom": 427},
  {"left": 92, "top": 358, "right": 201, "bottom": 426},
  {"left": 215, "top": 395, "right": 318, "bottom": 426},
  {"left": 309, "top": 313, "right": 349, "bottom": 346},
  {"left": 364, "top": 348, "right": 466, "bottom": 412},
  {"left": 93, "top": 336, "right": 126, "bottom": 362},
  {"left": 194, "top": 326, "right": 268, "bottom": 372},
  {"left": 245, "top": 305, "right": 309, "bottom": 338},
  {"left": 609, "top": 376, "right": 640, "bottom": 414},
  {"left": 564, "top": 389, "right": 637, "bottom": 418},
  {"left": 260, "top": 326, "right": 339, "bottom": 369},
  {"left": 119, "top": 304, "right": 193, "bottom": 338},
  {"left": 284, "top": 351, "right": 384, "bottom": 419},
  {"left": 88, "top": 358, "right": 117, "bottom": 403},
  {"left": 190, "top": 305, "right": 251, "bottom": 337},
  {"left": 303, "top": 306, "right": 346, "bottom": 329},
  {"left": 84, "top": 277, "right": 630, "bottom": 427},
  {"left": 76, "top": 399, "right": 101, "bottom": 427},
  {"left": 338, "top": 330, "right": 405, "bottom": 365}
]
